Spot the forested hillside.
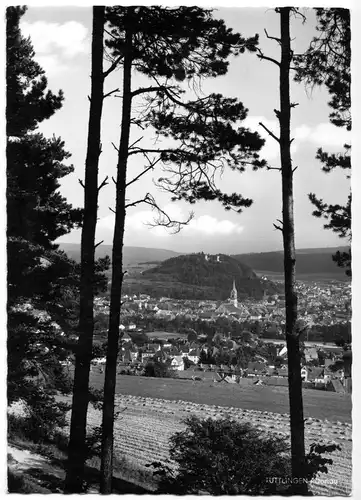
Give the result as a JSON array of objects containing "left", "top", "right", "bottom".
[
  {"left": 140, "top": 253, "right": 281, "bottom": 299},
  {"left": 233, "top": 247, "right": 350, "bottom": 276}
]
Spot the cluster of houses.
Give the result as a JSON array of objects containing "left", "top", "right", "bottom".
[
  {"left": 91, "top": 325, "right": 351, "bottom": 393},
  {"left": 94, "top": 274, "right": 350, "bottom": 331},
  {"left": 117, "top": 341, "right": 200, "bottom": 372}
]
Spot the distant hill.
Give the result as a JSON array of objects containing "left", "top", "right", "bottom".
[
  {"left": 58, "top": 243, "right": 181, "bottom": 266},
  {"left": 59, "top": 243, "right": 350, "bottom": 281},
  {"left": 232, "top": 247, "right": 349, "bottom": 277},
  {"left": 139, "top": 253, "right": 281, "bottom": 300}
]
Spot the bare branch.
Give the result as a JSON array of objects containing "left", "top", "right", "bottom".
[
  {"left": 95, "top": 240, "right": 104, "bottom": 249},
  {"left": 131, "top": 85, "right": 175, "bottom": 98},
  {"left": 266, "top": 166, "right": 282, "bottom": 171},
  {"left": 290, "top": 7, "right": 307, "bottom": 23},
  {"left": 130, "top": 118, "right": 146, "bottom": 130},
  {"left": 111, "top": 142, "right": 119, "bottom": 152},
  {"left": 128, "top": 137, "right": 144, "bottom": 151},
  {"left": 103, "top": 55, "right": 123, "bottom": 78},
  {"left": 264, "top": 29, "right": 281, "bottom": 45},
  {"left": 273, "top": 223, "right": 283, "bottom": 232},
  {"left": 256, "top": 48, "right": 280, "bottom": 67},
  {"left": 259, "top": 122, "right": 280, "bottom": 143},
  {"left": 104, "top": 28, "right": 119, "bottom": 41},
  {"left": 103, "top": 88, "right": 120, "bottom": 99},
  {"left": 98, "top": 176, "right": 109, "bottom": 191},
  {"left": 126, "top": 159, "right": 161, "bottom": 188},
  {"left": 124, "top": 196, "right": 150, "bottom": 209},
  {"left": 125, "top": 193, "right": 193, "bottom": 234},
  {"left": 276, "top": 219, "right": 284, "bottom": 226},
  {"left": 78, "top": 179, "right": 85, "bottom": 189},
  {"left": 109, "top": 207, "right": 115, "bottom": 214},
  {"left": 293, "top": 166, "right": 298, "bottom": 173},
  {"left": 128, "top": 147, "right": 176, "bottom": 157}
]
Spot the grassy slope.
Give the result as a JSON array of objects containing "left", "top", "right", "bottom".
[{"left": 88, "top": 372, "right": 352, "bottom": 423}]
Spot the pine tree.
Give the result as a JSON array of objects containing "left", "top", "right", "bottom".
[
  {"left": 7, "top": 6, "right": 82, "bottom": 429},
  {"left": 65, "top": 7, "right": 112, "bottom": 492},
  {"left": 294, "top": 9, "right": 351, "bottom": 276},
  {"left": 6, "top": 6, "right": 63, "bottom": 138},
  {"left": 100, "top": 6, "right": 266, "bottom": 492},
  {"left": 256, "top": 7, "right": 308, "bottom": 494}
]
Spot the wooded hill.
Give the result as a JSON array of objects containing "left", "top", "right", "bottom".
[
  {"left": 140, "top": 253, "right": 281, "bottom": 299},
  {"left": 232, "top": 247, "right": 350, "bottom": 277},
  {"left": 59, "top": 243, "right": 350, "bottom": 282}
]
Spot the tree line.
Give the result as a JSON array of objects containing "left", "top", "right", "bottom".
[{"left": 7, "top": 6, "right": 350, "bottom": 495}]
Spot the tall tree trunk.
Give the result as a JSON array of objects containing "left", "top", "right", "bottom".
[
  {"left": 279, "top": 8, "right": 307, "bottom": 494},
  {"left": 100, "top": 27, "right": 133, "bottom": 494},
  {"left": 65, "top": 6, "right": 105, "bottom": 493}
]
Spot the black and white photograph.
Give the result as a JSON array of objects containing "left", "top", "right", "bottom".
[{"left": 6, "top": 2, "right": 356, "bottom": 495}]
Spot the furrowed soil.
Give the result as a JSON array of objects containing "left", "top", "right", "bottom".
[
  {"left": 61, "top": 373, "right": 352, "bottom": 495},
  {"left": 71, "top": 391, "right": 352, "bottom": 496},
  {"left": 13, "top": 372, "right": 351, "bottom": 495}
]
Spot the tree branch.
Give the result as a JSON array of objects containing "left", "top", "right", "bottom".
[
  {"left": 98, "top": 176, "right": 109, "bottom": 191},
  {"left": 266, "top": 166, "right": 282, "bottom": 171},
  {"left": 256, "top": 48, "right": 280, "bottom": 67},
  {"left": 259, "top": 122, "right": 280, "bottom": 143},
  {"left": 124, "top": 196, "right": 151, "bottom": 209},
  {"left": 95, "top": 240, "right": 104, "bottom": 249},
  {"left": 128, "top": 147, "right": 176, "bottom": 157},
  {"left": 131, "top": 85, "right": 175, "bottom": 98},
  {"left": 78, "top": 179, "right": 85, "bottom": 189},
  {"left": 103, "top": 88, "right": 120, "bottom": 99},
  {"left": 125, "top": 193, "right": 193, "bottom": 234},
  {"left": 264, "top": 29, "right": 281, "bottom": 44},
  {"left": 103, "top": 55, "right": 123, "bottom": 78},
  {"left": 128, "top": 136, "right": 144, "bottom": 150},
  {"left": 126, "top": 159, "right": 160, "bottom": 188}
]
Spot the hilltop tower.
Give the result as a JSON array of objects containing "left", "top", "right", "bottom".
[{"left": 229, "top": 279, "right": 238, "bottom": 307}]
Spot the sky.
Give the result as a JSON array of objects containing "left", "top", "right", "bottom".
[{"left": 19, "top": 5, "right": 353, "bottom": 254}]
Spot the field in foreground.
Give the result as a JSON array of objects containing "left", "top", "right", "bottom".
[
  {"left": 63, "top": 393, "right": 351, "bottom": 496},
  {"left": 88, "top": 371, "right": 352, "bottom": 423}
]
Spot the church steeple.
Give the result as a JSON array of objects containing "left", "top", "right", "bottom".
[{"left": 229, "top": 279, "right": 238, "bottom": 307}]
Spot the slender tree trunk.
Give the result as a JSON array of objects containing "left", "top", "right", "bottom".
[
  {"left": 100, "top": 27, "right": 133, "bottom": 494},
  {"left": 65, "top": 6, "right": 105, "bottom": 493},
  {"left": 279, "top": 8, "right": 307, "bottom": 494}
]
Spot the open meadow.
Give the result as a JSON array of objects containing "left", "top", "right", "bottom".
[
  {"left": 146, "top": 330, "right": 186, "bottom": 339},
  {"left": 88, "top": 371, "right": 352, "bottom": 423}
]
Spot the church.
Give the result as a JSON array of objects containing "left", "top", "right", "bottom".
[{"left": 215, "top": 279, "right": 248, "bottom": 318}]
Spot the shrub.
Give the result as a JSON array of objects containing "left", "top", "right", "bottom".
[
  {"left": 144, "top": 360, "right": 177, "bottom": 378},
  {"left": 8, "top": 389, "right": 70, "bottom": 444},
  {"left": 148, "top": 416, "right": 292, "bottom": 494},
  {"left": 7, "top": 469, "right": 49, "bottom": 493},
  {"left": 148, "top": 416, "right": 341, "bottom": 495}
]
